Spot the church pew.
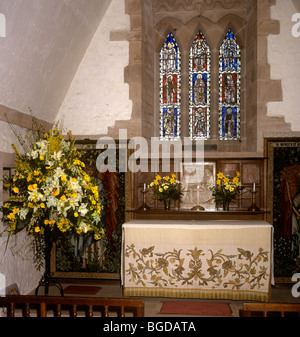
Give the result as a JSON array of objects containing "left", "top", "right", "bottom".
[
  {"left": 240, "top": 302, "right": 300, "bottom": 317},
  {"left": 0, "top": 295, "right": 144, "bottom": 317}
]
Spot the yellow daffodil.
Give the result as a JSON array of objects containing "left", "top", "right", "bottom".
[
  {"left": 7, "top": 213, "right": 16, "bottom": 220},
  {"left": 34, "top": 226, "right": 41, "bottom": 233},
  {"left": 233, "top": 177, "right": 239, "bottom": 184},
  {"left": 53, "top": 190, "right": 60, "bottom": 197},
  {"left": 13, "top": 187, "right": 19, "bottom": 194},
  {"left": 217, "top": 172, "right": 224, "bottom": 179}
]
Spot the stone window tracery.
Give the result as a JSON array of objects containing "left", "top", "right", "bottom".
[
  {"left": 219, "top": 29, "right": 241, "bottom": 140},
  {"left": 159, "top": 29, "right": 241, "bottom": 141},
  {"left": 159, "top": 33, "right": 181, "bottom": 140},
  {"left": 189, "top": 31, "right": 211, "bottom": 140}
]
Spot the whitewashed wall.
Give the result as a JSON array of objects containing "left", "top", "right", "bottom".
[
  {"left": 267, "top": 0, "right": 300, "bottom": 130},
  {"left": 0, "top": 230, "right": 43, "bottom": 295},
  {"left": 0, "top": 123, "right": 43, "bottom": 295},
  {"left": 56, "top": 0, "right": 132, "bottom": 136},
  {"left": 0, "top": 0, "right": 109, "bottom": 123}
]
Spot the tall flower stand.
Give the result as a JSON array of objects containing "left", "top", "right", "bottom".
[{"left": 35, "top": 229, "right": 64, "bottom": 296}]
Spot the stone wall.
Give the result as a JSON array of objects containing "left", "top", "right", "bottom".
[
  {"left": 267, "top": 0, "right": 300, "bottom": 132},
  {"left": 119, "top": 0, "right": 292, "bottom": 154}
]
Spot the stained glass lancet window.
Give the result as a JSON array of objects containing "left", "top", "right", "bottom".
[
  {"left": 159, "top": 33, "right": 181, "bottom": 140},
  {"left": 219, "top": 29, "right": 241, "bottom": 140},
  {"left": 189, "top": 32, "right": 211, "bottom": 140}
]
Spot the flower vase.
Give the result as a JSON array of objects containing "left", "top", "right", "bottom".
[
  {"left": 222, "top": 201, "right": 230, "bottom": 211},
  {"left": 35, "top": 227, "right": 64, "bottom": 296},
  {"left": 163, "top": 199, "right": 171, "bottom": 211}
]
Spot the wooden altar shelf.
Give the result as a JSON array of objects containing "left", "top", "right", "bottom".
[
  {"left": 128, "top": 209, "right": 270, "bottom": 221},
  {"left": 122, "top": 219, "right": 273, "bottom": 302}
]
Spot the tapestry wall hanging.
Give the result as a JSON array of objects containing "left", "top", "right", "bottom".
[
  {"left": 51, "top": 140, "right": 131, "bottom": 279},
  {"left": 266, "top": 139, "right": 300, "bottom": 282}
]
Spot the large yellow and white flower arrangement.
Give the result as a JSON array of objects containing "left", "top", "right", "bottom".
[{"left": 1, "top": 125, "right": 104, "bottom": 251}]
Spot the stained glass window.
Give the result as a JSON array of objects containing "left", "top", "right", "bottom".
[
  {"left": 189, "top": 32, "right": 211, "bottom": 140},
  {"left": 159, "top": 33, "right": 181, "bottom": 140},
  {"left": 219, "top": 29, "right": 241, "bottom": 140}
]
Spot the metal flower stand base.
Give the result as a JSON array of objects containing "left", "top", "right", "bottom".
[{"left": 35, "top": 230, "right": 64, "bottom": 296}]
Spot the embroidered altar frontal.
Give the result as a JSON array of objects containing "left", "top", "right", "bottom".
[{"left": 122, "top": 220, "right": 273, "bottom": 302}]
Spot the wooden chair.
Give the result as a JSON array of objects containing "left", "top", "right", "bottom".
[
  {"left": 0, "top": 295, "right": 144, "bottom": 317},
  {"left": 240, "top": 302, "right": 300, "bottom": 317}
]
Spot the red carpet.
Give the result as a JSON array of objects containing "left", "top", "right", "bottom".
[
  {"left": 158, "top": 301, "right": 232, "bottom": 316},
  {"left": 63, "top": 285, "right": 102, "bottom": 295}
]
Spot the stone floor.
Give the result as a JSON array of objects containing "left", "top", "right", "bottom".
[{"left": 37, "top": 279, "right": 300, "bottom": 317}]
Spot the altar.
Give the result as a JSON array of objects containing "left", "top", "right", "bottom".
[{"left": 122, "top": 219, "right": 273, "bottom": 302}]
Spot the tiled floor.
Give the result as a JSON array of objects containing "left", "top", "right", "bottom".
[{"left": 39, "top": 279, "right": 300, "bottom": 317}]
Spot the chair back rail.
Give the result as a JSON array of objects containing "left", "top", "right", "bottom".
[
  {"left": 240, "top": 302, "right": 300, "bottom": 317},
  {"left": 0, "top": 295, "right": 144, "bottom": 317}
]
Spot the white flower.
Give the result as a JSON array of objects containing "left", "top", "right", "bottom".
[
  {"left": 29, "top": 150, "right": 39, "bottom": 159},
  {"left": 45, "top": 159, "right": 54, "bottom": 167},
  {"left": 51, "top": 150, "right": 63, "bottom": 161},
  {"left": 19, "top": 208, "right": 29, "bottom": 220},
  {"left": 46, "top": 196, "right": 58, "bottom": 208},
  {"left": 78, "top": 221, "right": 91, "bottom": 233},
  {"left": 69, "top": 198, "right": 80, "bottom": 209},
  {"left": 28, "top": 190, "right": 44, "bottom": 202},
  {"left": 78, "top": 203, "right": 88, "bottom": 216},
  {"left": 54, "top": 167, "right": 65, "bottom": 178},
  {"left": 36, "top": 140, "right": 47, "bottom": 149}
]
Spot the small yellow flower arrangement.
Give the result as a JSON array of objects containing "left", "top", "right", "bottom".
[
  {"left": 148, "top": 173, "right": 183, "bottom": 210},
  {"left": 210, "top": 171, "right": 242, "bottom": 210}
]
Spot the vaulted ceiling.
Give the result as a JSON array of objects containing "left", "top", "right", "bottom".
[{"left": 0, "top": 0, "right": 111, "bottom": 123}]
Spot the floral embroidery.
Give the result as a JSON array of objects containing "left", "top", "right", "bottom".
[{"left": 125, "top": 245, "right": 269, "bottom": 291}]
